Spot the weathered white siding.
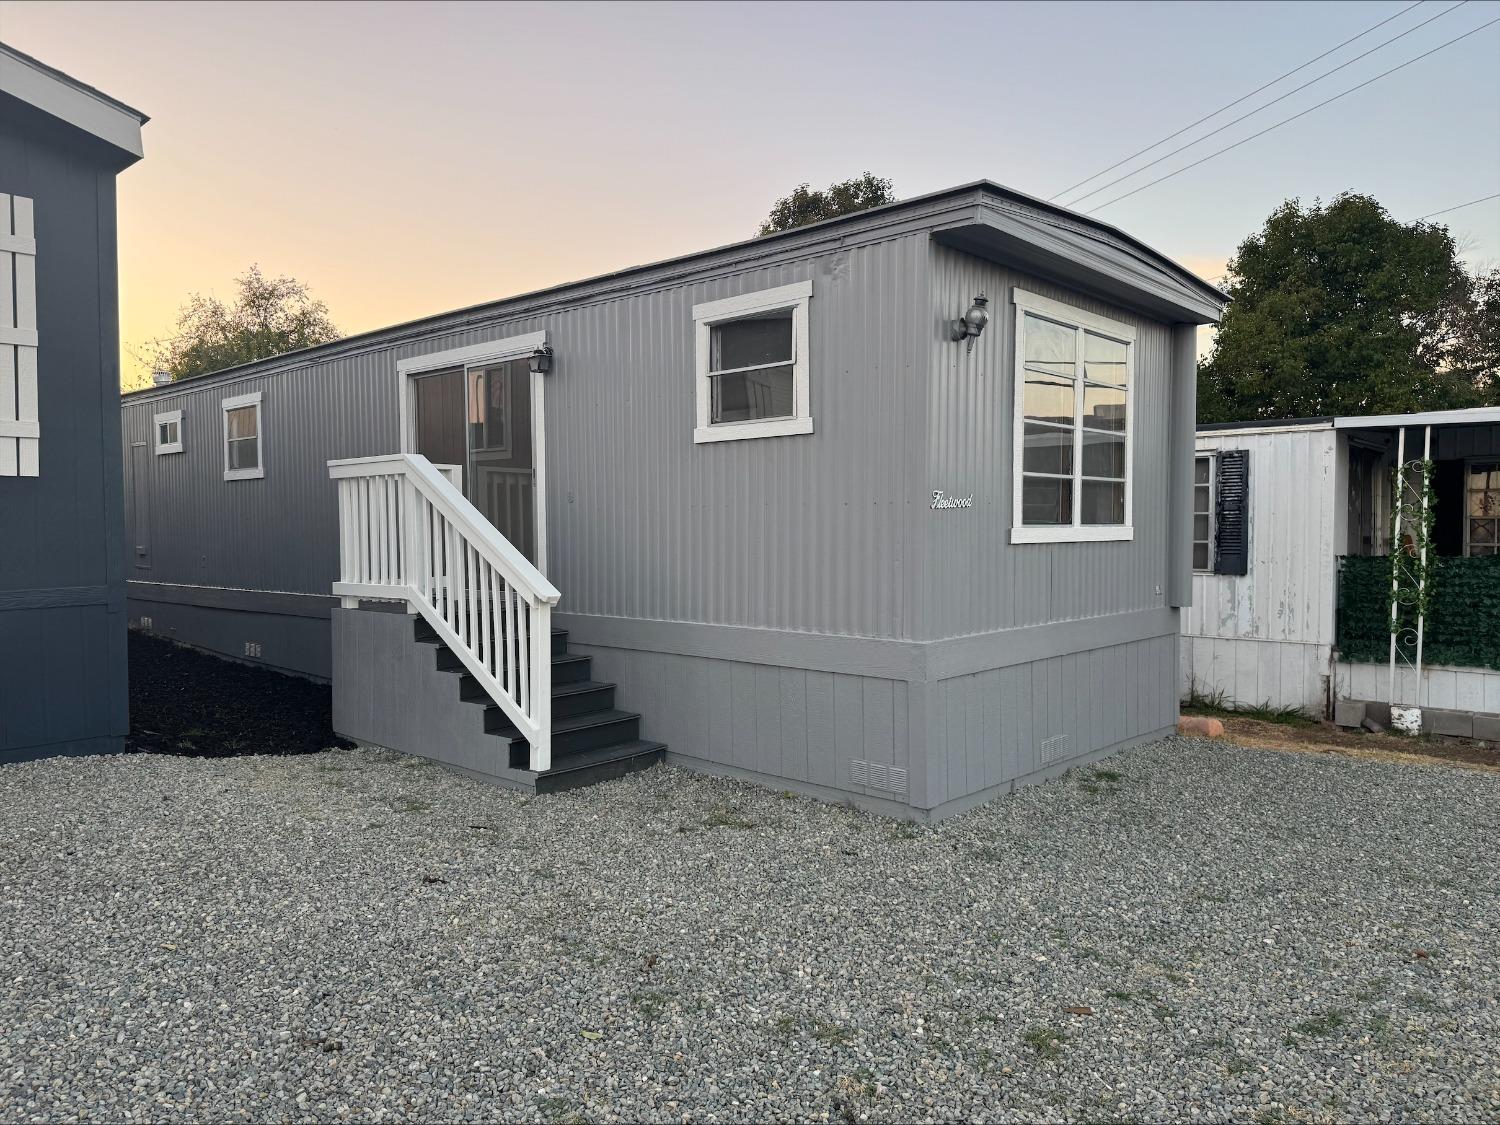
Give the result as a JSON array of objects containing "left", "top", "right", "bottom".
[
  {"left": 1336, "top": 661, "right": 1500, "bottom": 716},
  {"left": 1180, "top": 426, "right": 1338, "bottom": 712}
]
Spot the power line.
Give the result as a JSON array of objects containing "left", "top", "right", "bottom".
[
  {"left": 1050, "top": 0, "right": 1427, "bottom": 202},
  {"left": 1415, "top": 192, "right": 1500, "bottom": 221},
  {"left": 1062, "top": 0, "right": 1471, "bottom": 208},
  {"left": 1201, "top": 192, "right": 1500, "bottom": 284},
  {"left": 1086, "top": 15, "right": 1500, "bottom": 215}
]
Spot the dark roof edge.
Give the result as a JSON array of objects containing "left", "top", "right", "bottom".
[
  {"left": 0, "top": 42, "right": 149, "bottom": 123},
  {"left": 1198, "top": 416, "right": 1335, "bottom": 432},
  {"left": 124, "top": 180, "right": 1225, "bottom": 400}
]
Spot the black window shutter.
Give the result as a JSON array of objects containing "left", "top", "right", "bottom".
[{"left": 1214, "top": 449, "right": 1250, "bottom": 576}]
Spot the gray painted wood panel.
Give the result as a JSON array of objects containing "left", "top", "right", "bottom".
[{"left": 0, "top": 100, "right": 129, "bottom": 759}]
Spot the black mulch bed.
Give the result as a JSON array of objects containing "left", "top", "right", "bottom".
[{"left": 127, "top": 631, "right": 352, "bottom": 757}]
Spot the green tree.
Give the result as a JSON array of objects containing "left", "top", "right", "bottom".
[
  {"left": 143, "top": 265, "right": 341, "bottom": 383},
  {"left": 1198, "top": 193, "right": 1499, "bottom": 423},
  {"left": 757, "top": 173, "right": 896, "bottom": 236}
]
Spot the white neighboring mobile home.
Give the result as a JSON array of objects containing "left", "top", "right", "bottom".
[{"left": 1181, "top": 407, "right": 1500, "bottom": 737}]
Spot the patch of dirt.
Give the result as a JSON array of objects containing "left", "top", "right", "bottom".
[
  {"left": 127, "top": 631, "right": 352, "bottom": 758},
  {"left": 1202, "top": 713, "right": 1500, "bottom": 775}
]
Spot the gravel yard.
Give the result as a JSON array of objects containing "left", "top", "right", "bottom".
[{"left": 2, "top": 738, "right": 1496, "bottom": 1124}]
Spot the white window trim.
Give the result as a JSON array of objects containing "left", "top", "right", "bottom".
[
  {"left": 1193, "top": 453, "right": 1215, "bottom": 572},
  {"left": 1010, "top": 288, "right": 1136, "bottom": 545},
  {"left": 692, "top": 279, "right": 813, "bottom": 444},
  {"left": 222, "top": 390, "right": 264, "bottom": 481},
  {"left": 153, "top": 409, "right": 183, "bottom": 455}
]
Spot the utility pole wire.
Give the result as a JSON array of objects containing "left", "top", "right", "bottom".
[
  {"left": 1087, "top": 15, "right": 1500, "bottom": 215},
  {"left": 1200, "top": 193, "right": 1500, "bottom": 284},
  {"left": 1064, "top": 0, "right": 1470, "bottom": 208},
  {"left": 1050, "top": 0, "right": 1427, "bottom": 202},
  {"left": 1414, "top": 193, "right": 1500, "bottom": 221}
]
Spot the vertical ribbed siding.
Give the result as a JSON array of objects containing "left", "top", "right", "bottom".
[
  {"left": 1184, "top": 428, "right": 1338, "bottom": 646},
  {"left": 122, "top": 350, "right": 400, "bottom": 595},
  {"left": 545, "top": 234, "right": 923, "bottom": 639},
  {"left": 121, "top": 232, "right": 929, "bottom": 640},
  {"left": 921, "top": 243, "right": 1176, "bottom": 639}
]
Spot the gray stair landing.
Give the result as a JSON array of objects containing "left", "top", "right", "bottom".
[{"left": 414, "top": 617, "right": 665, "bottom": 791}]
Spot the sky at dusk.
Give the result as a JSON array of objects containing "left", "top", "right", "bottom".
[{"left": 4, "top": 0, "right": 1499, "bottom": 386}]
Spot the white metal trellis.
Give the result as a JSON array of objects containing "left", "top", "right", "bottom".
[{"left": 1387, "top": 424, "right": 1433, "bottom": 729}]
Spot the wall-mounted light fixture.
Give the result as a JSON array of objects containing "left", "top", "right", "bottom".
[
  {"left": 529, "top": 344, "right": 553, "bottom": 375},
  {"left": 950, "top": 293, "right": 990, "bottom": 353}
]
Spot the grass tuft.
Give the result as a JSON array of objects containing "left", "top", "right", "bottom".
[{"left": 1021, "top": 1025, "right": 1067, "bottom": 1059}]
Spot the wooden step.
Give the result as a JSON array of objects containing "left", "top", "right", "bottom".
[
  {"left": 484, "top": 681, "right": 615, "bottom": 729},
  {"left": 498, "top": 708, "right": 641, "bottom": 767},
  {"left": 531, "top": 740, "right": 666, "bottom": 794}
]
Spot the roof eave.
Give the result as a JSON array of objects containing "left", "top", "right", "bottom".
[{"left": 0, "top": 42, "right": 146, "bottom": 162}]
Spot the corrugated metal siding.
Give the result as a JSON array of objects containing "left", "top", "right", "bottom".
[
  {"left": 920, "top": 243, "right": 1177, "bottom": 639},
  {"left": 1183, "top": 429, "right": 1338, "bottom": 646},
  {"left": 122, "top": 232, "right": 928, "bottom": 638},
  {"left": 122, "top": 352, "right": 399, "bottom": 594}
]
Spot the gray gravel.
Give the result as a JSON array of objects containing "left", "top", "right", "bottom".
[{"left": 2, "top": 737, "right": 1496, "bottom": 1123}]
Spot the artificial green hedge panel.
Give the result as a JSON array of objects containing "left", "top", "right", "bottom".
[{"left": 1337, "top": 554, "right": 1500, "bottom": 670}]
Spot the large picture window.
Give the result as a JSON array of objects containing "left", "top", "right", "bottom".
[
  {"left": 1011, "top": 289, "right": 1136, "bottom": 543},
  {"left": 692, "top": 280, "right": 813, "bottom": 444}
]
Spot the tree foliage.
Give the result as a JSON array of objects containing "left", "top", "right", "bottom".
[
  {"left": 1198, "top": 193, "right": 1499, "bottom": 423},
  {"left": 143, "top": 265, "right": 341, "bottom": 383},
  {"left": 757, "top": 173, "right": 896, "bottom": 236}
]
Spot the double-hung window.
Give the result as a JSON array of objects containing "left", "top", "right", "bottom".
[
  {"left": 1193, "top": 455, "right": 1215, "bottom": 570},
  {"left": 222, "top": 391, "right": 263, "bottom": 480},
  {"left": 692, "top": 280, "right": 813, "bottom": 443},
  {"left": 154, "top": 410, "right": 183, "bottom": 455},
  {"left": 1011, "top": 289, "right": 1135, "bottom": 543}
]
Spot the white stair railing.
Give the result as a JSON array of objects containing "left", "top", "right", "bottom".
[{"left": 328, "top": 453, "right": 561, "bottom": 771}]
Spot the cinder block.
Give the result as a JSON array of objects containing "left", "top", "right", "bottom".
[
  {"left": 1422, "top": 708, "right": 1474, "bottom": 738},
  {"left": 1473, "top": 713, "right": 1500, "bottom": 743},
  {"left": 1365, "top": 701, "right": 1392, "bottom": 727},
  {"left": 1334, "top": 700, "right": 1367, "bottom": 729}
]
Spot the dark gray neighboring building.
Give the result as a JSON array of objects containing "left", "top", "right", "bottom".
[
  {"left": 1, "top": 45, "right": 145, "bottom": 762},
  {"left": 121, "top": 181, "right": 1225, "bottom": 819}
]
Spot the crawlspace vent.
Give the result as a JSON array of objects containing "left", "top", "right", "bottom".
[
  {"left": 850, "top": 760, "right": 908, "bottom": 800},
  {"left": 1040, "top": 734, "right": 1071, "bottom": 764}
]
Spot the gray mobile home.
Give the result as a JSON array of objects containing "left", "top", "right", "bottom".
[
  {"left": 121, "top": 182, "right": 1224, "bottom": 819},
  {"left": 1, "top": 46, "right": 145, "bottom": 762}
]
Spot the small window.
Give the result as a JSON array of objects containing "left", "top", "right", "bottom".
[
  {"left": 1011, "top": 289, "right": 1136, "bottom": 543},
  {"left": 154, "top": 410, "right": 183, "bottom": 455},
  {"left": 1193, "top": 455, "right": 1214, "bottom": 571},
  {"left": 222, "top": 391, "right": 263, "bottom": 480},
  {"left": 693, "top": 280, "right": 813, "bottom": 443},
  {"left": 1466, "top": 460, "right": 1500, "bottom": 557}
]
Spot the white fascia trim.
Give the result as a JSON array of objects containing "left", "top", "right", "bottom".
[
  {"left": 153, "top": 409, "right": 183, "bottom": 455},
  {"left": 0, "top": 46, "right": 145, "bottom": 159},
  {"left": 1334, "top": 408, "right": 1500, "bottom": 430},
  {"left": 396, "top": 330, "right": 548, "bottom": 376},
  {"left": 1010, "top": 524, "right": 1134, "bottom": 544},
  {"left": 1013, "top": 288, "right": 1137, "bottom": 342},
  {"left": 692, "top": 279, "right": 813, "bottom": 323},
  {"left": 694, "top": 416, "right": 815, "bottom": 444}
]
